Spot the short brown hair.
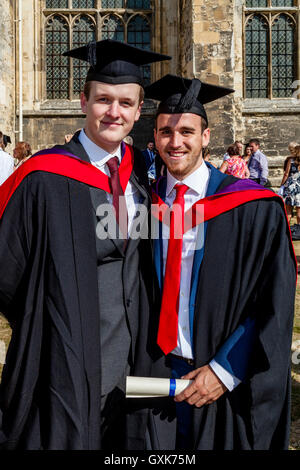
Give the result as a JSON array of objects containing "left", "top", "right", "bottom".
[
  {"left": 14, "top": 141, "right": 32, "bottom": 161},
  {"left": 83, "top": 81, "right": 144, "bottom": 103},
  {"left": 227, "top": 143, "right": 241, "bottom": 156}
]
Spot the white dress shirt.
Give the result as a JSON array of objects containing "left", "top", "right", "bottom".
[
  {"left": 163, "top": 161, "right": 240, "bottom": 391},
  {"left": 79, "top": 129, "right": 141, "bottom": 236},
  {"left": 0, "top": 149, "right": 14, "bottom": 185}
]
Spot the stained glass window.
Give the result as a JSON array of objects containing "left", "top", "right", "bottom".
[
  {"left": 101, "top": 0, "right": 124, "bottom": 7},
  {"left": 272, "top": 14, "right": 296, "bottom": 97},
  {"left": 72, "top": 0, "right": 96, "bottom": 7},
  {"left": 271, "top": 1, "right": 294, "bottom": 6},
  {"left": 127, "top": 0, "right": 151, "bottom": 8},
  {"left": 72, "top": 16, "right": 96, "bottom": 95},
  {"left": 44, "top": 0, "right": 153, "bottom": 99},
  {"left": 128, "top": 15, "right": 151, "bottom": 84},
  {"left": 46, "top": 15, "right": 69, "bottom": 99},
  {"left": 102, "top": 15, "right": 125, "bottom": 41},
  {"left": 46, "top": 0, "right": 68, "bottom": 8},
  {"left": 245, "top": 15, "right": 269, "bottom": 98},
  {"left": 246, "top": 1, "right": 296, "bottom": 7},
  {"left": 246, "top": 0, "right": 268, "bottom": 7}
]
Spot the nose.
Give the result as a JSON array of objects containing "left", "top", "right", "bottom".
[
  {"left": 169, "top": 132, "right": 183, "bottom": 149},
  {"left": 107, "top": 101, "right": 121, "bottom": 119}
]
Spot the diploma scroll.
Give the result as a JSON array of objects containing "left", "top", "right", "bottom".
[{"left": 126, "top": 376, "right": 192, "bottom": 398}]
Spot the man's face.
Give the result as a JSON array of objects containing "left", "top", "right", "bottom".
[
  {"left": 154, "top": 113, "right": 210, "bottom": 180},
  {"left": 237, "top": 143, "right": 243, "bottom": 155},
  {"left": 147, "top": 142, "right": 154, "bottom": 150},
  {"left": 80, "top": 81, "right": 143, "bottom": 153},
  {"left": 249, "top": 142, "right": 259, "bottom": 154}
]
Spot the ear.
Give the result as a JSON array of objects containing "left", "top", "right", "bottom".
[
  {"left": 134, "top": 101, "right": 144, "bottom": 122},
  {"left": 80, "top": 92, "right": 87, "bottom": 114},
  {"left": 202, "top": 128, "right": 210, "bottom": 148}
]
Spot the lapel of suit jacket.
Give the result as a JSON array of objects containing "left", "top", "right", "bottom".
[{"left": 125, "top": 152, "right": 151, "bottom": 257}]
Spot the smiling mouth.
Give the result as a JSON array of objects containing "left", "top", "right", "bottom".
[
  {"left": 102, "top": 122, "right": 122, "bottom": 127},
  {"left": 168, "top": 152, "right": 186, "bottom": 159}
]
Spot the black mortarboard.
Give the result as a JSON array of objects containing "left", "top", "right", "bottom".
[
  {"left": 63, "top": 39, "right": 171, "bottom": 87},
  {"left": 145, "top": 74, "right": 234, "bottom": 123}
]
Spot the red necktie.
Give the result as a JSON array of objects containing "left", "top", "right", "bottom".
[
  {"left": 157, "top": 184, "right": 189, "bottom": 355},
  {"left": 106, "top": 156, "right": 128, "bottom": 238}
]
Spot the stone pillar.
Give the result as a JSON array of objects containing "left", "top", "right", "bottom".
[
  {"left": 192, "top": 0, "right": 235, "bottom": 156},
  {"left": 0, "top": 1, "right": 15, "bottom": 146}
]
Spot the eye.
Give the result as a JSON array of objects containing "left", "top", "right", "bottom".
[
  {"left": 97, "top": 97, "right": 109, "bottom": 103},
  {"left": 160, "top": 129, "right": 171, "bottom": 135},
  {"left": 121, "top": 101, "right": 130, "bottom": 107}
]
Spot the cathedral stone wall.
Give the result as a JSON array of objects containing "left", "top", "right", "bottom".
[
  {"left": 0, "top": 0, "right": 15, "bottom": 147},
  {"left": 1, "top": 0, "right": 299, "bottom": 188}
]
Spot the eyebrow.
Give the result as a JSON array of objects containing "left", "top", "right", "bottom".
[
  {"left": 158, "top": 126, "right": 196, "bottom": 132},
  {"left": 94, "top": 93, "right": 135, "bottom": 103}
]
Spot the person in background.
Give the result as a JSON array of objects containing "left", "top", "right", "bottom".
[
  {"left": 242, "top": 143, "right": 252, "bottom": 164},
  {"left": 65, "top": 129, "right": 82, "bottom": 144},
  {"left": 223, "top": 140, "right": 243, "bottom": 161},
  {"left": 123, "top": 135, "right": 133, "bottom": 146},
  {"left": 281, "top": 144, "right": 300, "bottom": 226},
  {"left": 248, "top": 138, "right": 268, "bottom": 186},
  {"left": 0, "top": 132, "right": 14, "bottom": 185},
  {"left": 142, "top": 140, "right": 157, "bottom": 182},
  {"left": 219, "top": 143, "right": 250, "bottom": 179},
  {"left": 13, "top": 141, "right": 32, "bottom": 169},
  {"left": 203, "top": 147, "right": 216, "bottom": 167}
]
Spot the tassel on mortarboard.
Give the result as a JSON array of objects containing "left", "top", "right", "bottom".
[
  {"left": 175, "top": 78, "right": 202, "bottom": 113},
  {"left": 87, "top": 40, "right": 97, "bottom": 69}
]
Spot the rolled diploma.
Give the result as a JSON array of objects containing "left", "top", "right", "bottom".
[{"left": 126, "top": 376, "right": 192, "bottom": 398}]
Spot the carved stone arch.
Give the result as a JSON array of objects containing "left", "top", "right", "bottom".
[
  {"left": 271, "top": 12, "right": 297, "bottom": 27},
  {"left": 245, "top": 12, "right": 269, "bottom": 29},
  {"left": 71, "top": 12, "right": 97, "bottom": 29},
  {"left": 100, "top": 13, "right": 125, "bottom": 41},
  {"left": 45, "top": 12, "right": 70, "bottom": 29},
  {"left": 100, "top": 12, "right": 126, "bottom": 29},
  {"left": 126, "top": 12, "right": 151, "bottom": 25}
]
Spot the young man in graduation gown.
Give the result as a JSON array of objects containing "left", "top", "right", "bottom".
[
  {"left": 128, "top": 75, "right": 296, "bottom": 450},
  {"left": 0, "top": 40, "right": 170, "bottom": 450}
]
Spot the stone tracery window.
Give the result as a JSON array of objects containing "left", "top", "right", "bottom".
[
  {"left": 244, "top": 0, "right": 299, "bottom": 98},
  {"left": 44, "top": 0, "right": 153, "bottom": 100}
]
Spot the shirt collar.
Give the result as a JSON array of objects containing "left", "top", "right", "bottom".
[
  {"left": 166, "top": 160, "right": 210, "bottom": 197},
  {"left": 78, "top": 129, "right": 121, "bottom": 167}
]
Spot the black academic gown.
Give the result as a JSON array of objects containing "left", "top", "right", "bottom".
[
  {"left": 127, "top": 170, "right": 296, "bottom": 450},
  {"left": 0, "top": 134, "right": 153, "bottom": 449}
]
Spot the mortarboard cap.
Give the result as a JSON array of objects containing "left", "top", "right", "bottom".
[
  {"left": 145, "top": 74, "right": 234, "bottom": 123},
  {"left": 63, "top": 39, "right": 171, "bottom": 87}
]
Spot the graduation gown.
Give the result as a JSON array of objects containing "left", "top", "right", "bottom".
[
  {"left": 127, "top": 163, "right": 296, "bottom": 450},
  {"left": 0, "top": 135, "right": 153, "bottom": 449}
]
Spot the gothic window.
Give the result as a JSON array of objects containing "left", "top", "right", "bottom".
[
  {"left": 244, "top": 0, "right": 298, "bottom": 99},
  {"left": 43, "top": 0, "right": 153, "bottom": 101},
  {"left": 46, "top": 15, "right": 69, "bottom": 99}
]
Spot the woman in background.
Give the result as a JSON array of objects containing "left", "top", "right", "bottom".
[
  {"left": 13, "top": 141, "right": 32, "bottom": 170},
  {"left": 219, "top": 143, "right": 250, "bottom": 179},
  {"left": 282, "top": 144, "right": 300, "bottom": 224},
  {"left": 242, "top": 143, "right": 252, "bottom": 164}
]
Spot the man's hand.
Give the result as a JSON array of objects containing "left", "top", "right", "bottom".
[{"left": 174, "top": 365, "right": 227, "bottom": 407}]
